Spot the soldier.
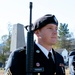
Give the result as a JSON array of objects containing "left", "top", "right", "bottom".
[
  {"left": 5, "top": 14, "right": 65, "bottom": 75},
  {"left": 69, "top": 49, "right": 75, "bottom": 75}
]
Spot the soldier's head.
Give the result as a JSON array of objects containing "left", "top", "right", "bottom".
[{"left": 33, "top": 14, "right": 58, "bottom": 46}]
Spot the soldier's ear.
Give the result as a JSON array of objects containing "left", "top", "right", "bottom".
[{"left": 34, "top": 30, "right": 40, "bottom": 37}]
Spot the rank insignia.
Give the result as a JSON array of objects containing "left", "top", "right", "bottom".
[
  {"left": 36, "top": 50, "right": 40, "bottom": 53},
  {"left": 36, "top": 62, "right": 40, "bottom": 67}
]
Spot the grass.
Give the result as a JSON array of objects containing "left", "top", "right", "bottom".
[{"left": 0, "top": 68, "right": 4, "bottom": 75}]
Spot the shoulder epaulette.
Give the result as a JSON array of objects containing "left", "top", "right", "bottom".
[{"left": 16, "top": 46, "right": 26, "bottom": 52}]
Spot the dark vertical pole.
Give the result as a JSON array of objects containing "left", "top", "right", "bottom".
[
  {"left": 29, "top": 2, "right": 32, "bottom": 31},
  {"left": 26, "top": 2, "right": 34, "bottom": 75}
]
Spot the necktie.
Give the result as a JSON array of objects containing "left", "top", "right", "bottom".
[
  {"left": 48, "top": 52, "right": 56, "bottom": 74},
  {"left": 48, "top": 52, "right": 54, "bottom": 63}
]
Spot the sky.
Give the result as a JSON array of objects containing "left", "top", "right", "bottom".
[{"left": 0, "top": 0, "right": 75, "bottom": 43}]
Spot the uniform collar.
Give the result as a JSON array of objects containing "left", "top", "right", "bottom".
[{"left": 36, "top": 42, "right": 53, "bottom": 58}]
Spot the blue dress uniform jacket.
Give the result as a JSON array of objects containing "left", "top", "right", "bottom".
[{"left": 5, "top": 43, "right": 65, "bottom": 75}]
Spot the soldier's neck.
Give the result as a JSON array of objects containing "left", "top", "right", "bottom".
[{"left": 37, "top": 42, "right": 52, "bottom": 51}]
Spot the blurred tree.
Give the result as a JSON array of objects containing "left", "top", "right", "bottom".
[
  {"left": 58, "top": 23, "right": 71, "bottom": 48},
  {"left": 53, "top": 23, "right": 72, "bottom": 51},
  {"left": 0, "top": 23, "right": 12, "bottom": 66}
]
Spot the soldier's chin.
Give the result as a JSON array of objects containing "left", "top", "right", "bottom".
[{"left": 51, "top": 41, "right": 57, "bottom": 45}]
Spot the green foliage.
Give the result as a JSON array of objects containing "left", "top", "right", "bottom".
[
  {"left": 0, "top": 54, "right": 7, "bottom": 65},
  {"left": 58, "top": 23, "right": 71, "bottom": 39},
  {"left": 0, "top": 35, "right": 11, "bottom": 66},
  {"left": 54, "top": 23, "right": 72, "bottom": 51},
  {"left": 0, "top": 24, "right": 12, "bottom": 66}
]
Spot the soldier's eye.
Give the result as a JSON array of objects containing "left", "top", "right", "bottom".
[{"left": 48, "top": 28, "right": 52, "bottom": 29}]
